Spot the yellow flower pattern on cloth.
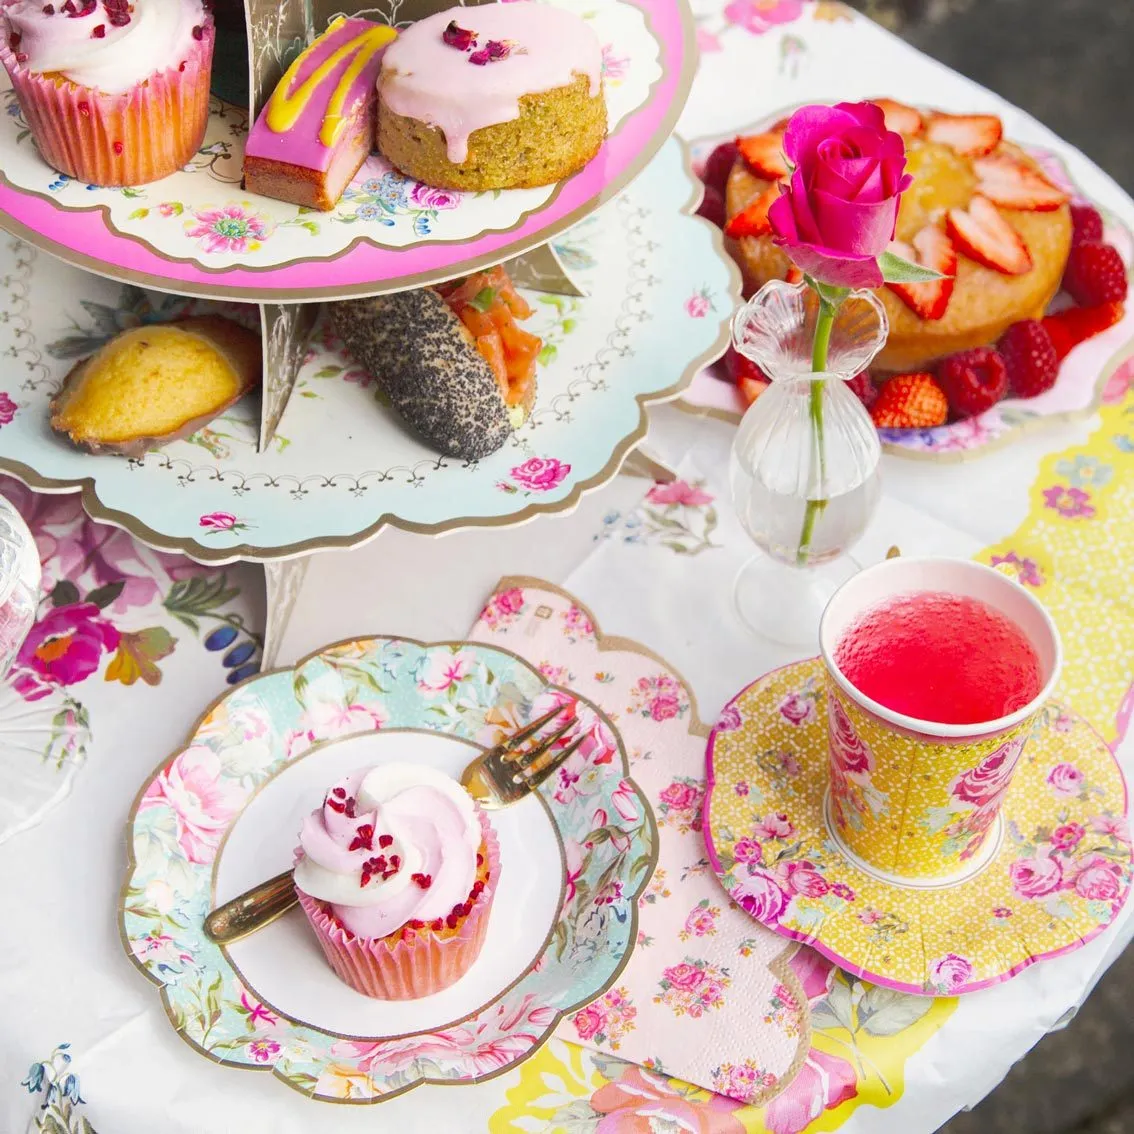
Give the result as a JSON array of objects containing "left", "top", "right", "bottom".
[
  {"left": 826, "top": 682, "right": 1033, "bottom": 880},
  {"left": 706, "top": 659, "right": 1132, "bottom": 996}
]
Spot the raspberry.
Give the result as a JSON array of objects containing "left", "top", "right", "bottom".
[
  {"left": 937, "top": 347, "right": 1009, "bottom": 419},
  {"left": 696, "top": 184, "right": 725, "bottom": 230},
  {"left": 702, "top": 141, "right": 739, "bottom": 195},
  {"left": 998, "top": 320, "right": 1059, "bottom": 398},
  {"left": 870, "top": 373, "right": 948, "bottom": 430},
  {"left": 1063, "top": 241, "right": 1128, "bottom": 307},
  {"left": 847, "top": 370, "right": 877, "bottom": 409},
  {"left": 1070, "top": 204, "right": 1104, "bottom": 246}
]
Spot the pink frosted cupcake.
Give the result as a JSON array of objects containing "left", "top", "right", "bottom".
[
  {"left": 0, "top": 0, "right": 215, "bottom": 187},
  {"left": 294, "top": 762, "right": 499, "bottom": 1000}
]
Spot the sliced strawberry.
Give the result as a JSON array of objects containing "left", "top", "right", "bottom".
[
  {"left": 736, "top": 132, "right": 788, "bottom": 180},
  {"left": 725, "top": 185, "right": 779, "bottom": 239},
  {"left": 1041, "top": 301, "right": 1125, "bottom": 361},
  {"left": 972, "top": 153, "right": 1069, "bottom": 212},
  {"left": 886, "top": 225, "right": 957, "bottom": 320},
  {"left": 946, "top": 195, "right": 1032, "bottom": 275},
  {"left": 872, "top": 98, "right": 923, "bottom": 137},
  {"left": 925, "top": 111, "right": 1003, "bottom": 157}
]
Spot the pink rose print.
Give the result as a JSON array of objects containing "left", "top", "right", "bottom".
[
  {"left": 765, "top": 1048, "right": 857, "bottom": 1134},
  {"left": 929, "top": 953, "right": 973, "bottom": 993},
  {"left": 1071, "top": 853, "right": 1124, "bottom": 902},
  {"left": 782, "top": 860, "right": 829, "bottom": 898},
  {"left": 717, "top": 704, "right": 742, "bottom": 732},
  {"left": 657, "top": 777, "right": 703, "bottom": 833},
  {"left": 990, "top": 552, "right": 1045, "bottom": 588},
  {"left": 684, "top": 288, "right": 714, "bottom": 318},
  {"left": 141, "top": 745, "right": 248, "bottom": 864},
  {"left": 572, "top": 1004, "right": 604, "bottom": 1040},
  {"left": 186, "top": 203, "right": 272, "bottom": 254},
  {"left": 754, "top": 813, "right": 794, "bottom": 840},
  {"left": 654, "top": 959, "right": 730, "bottom": 1019},
  {"left": 857, "top": 909, "right": 883, "bottom": 925},
  {"left": 733, "top": 837, "right": 764, "bottom": 864},
  {"left": 724, "top": 0, "right": 804, "bottom": 36},
  {"left": 1009, "top": 853, "right": 1064, "bottom": 898},
  {"left": 507, "top": 456, "right": 571, "bottom": 492},
  {"left": 409, "top": 182, "right": 460, "bottom": 209},
  {"left": 494, "top": 587, "right": 523, "bottom": 615},
  {"left": 649, "top": 692, "right": 681, "bottom": 721},
  {"left": 664, "top": 964, "right": 704, "bottom": 992},
  {"left": 680, "top": 901, "right": 720, "bottom": 940},
  {"left": 1042, "top": 484, "right": 1095, "bottom": 519},
  {"left": 590, "top": 1065, "right": 746, "bottom": 1133},
  {"left": 831, "top": 882, "right": 856, "bottom": 901},
  {"left": 0, "top": 392, "right": 17, "bottom": 427},
  {"left": 659, "top": 782, "right": 697, "bottom": 809},
  {"left": 730, "top": 865, "right": 787, "bottom": 924},
  {"left": 828, "top": 696, "right": 874, "bottom": 779},
  {"left": 711, "top": 1060, "right": 778, "bottom": 1104},
  {"left": 12, "top": 602, "right": 120, "bottom": 701},
  {"left": 199, "top": 511, "right": 250, "bottom": 536},
  {"left": 778, "top": 691, "right": 815, "bottom": 727},
  {"left": 1050, "top": 823, "right": 1086, "bottom": 851},
  {"left": 246, "top": 1038, "right": 281, "bottom": 1064},
  {"left": 645, "top": 480, "right": 713, "bottom": 508},
  {"left": 950, "top": 736, "right": 1025, "bottom": 807},
  {"left": 1047, "top": 762, "right": 1085, "bottom": 797}
]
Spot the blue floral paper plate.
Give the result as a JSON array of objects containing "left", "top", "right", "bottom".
[{"left": 120, "top": 637, "right": 655, "bottom": 1103}]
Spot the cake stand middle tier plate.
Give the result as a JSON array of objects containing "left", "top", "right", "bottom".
[
  {"left": 0, "top": 137, "right": 735, "bottom": 564},
  {"left": 0, "top": 0, "right": 693, "bottom": 301}
]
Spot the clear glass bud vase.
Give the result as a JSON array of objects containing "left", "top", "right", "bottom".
[
  {"left": 0, "top": 494, "right": 40, "bottom": 677},
  {"left": 729, "top": 280, "right": 886, "bottom": 646}
]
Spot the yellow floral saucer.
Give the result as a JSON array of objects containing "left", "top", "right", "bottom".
[{"left": 704, "top": 659, "right": 1133, "bottom": 996}]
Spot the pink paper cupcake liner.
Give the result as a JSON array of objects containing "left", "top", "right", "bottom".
[
  {"left": 296, "top": 808, "right": 501, "bottom": 1000},
  {"left": 0, "top": 17, "right": 215, "bottom": 187}
]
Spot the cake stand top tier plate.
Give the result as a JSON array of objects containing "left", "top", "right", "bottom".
[{"left": 0, "top": 0, "right": 692, "bottom": 302}]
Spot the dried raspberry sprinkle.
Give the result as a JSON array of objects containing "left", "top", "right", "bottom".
[
  {"left": 91, "top": 24, "right": 106, "bottom": 37},
  {"left": 347, "top": 823, "right": 375, "bottom": 852},
  {"left": 112, "top": 140, "right": 124, "bottom": 155},
  {"left": 377, "top": 833, "right": 393, "bottom": 848},
  {"left": 411, "top": 872, "right": 432, "bottom": 890}
]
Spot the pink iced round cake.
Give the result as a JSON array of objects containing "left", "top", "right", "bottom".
[
  {"left": 377, "top": 1, "right": 606, "bottom": 191},
  {"left": 0, "top": 0, "right": 215, "bottom": 187},
  {"left": 294, "top": 762, "right": 499, "bottom": 1000}
]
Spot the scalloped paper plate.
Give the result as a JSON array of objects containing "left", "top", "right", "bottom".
[
  {"left": 0, "top": 0, "right": 694, "bottom": 301},
  {"left": 704, "top": 658, "right": 1132, "bottom": 997},
  {"left": 120, "top": 636, "right": 655, "bottom": 1103},
  {"left": 0, "top": 137, "right": 735, "bottom": 564}
]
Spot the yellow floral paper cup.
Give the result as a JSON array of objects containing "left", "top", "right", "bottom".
[{"left": 818, "top": 558, "right": 1062, "bottom": 884}]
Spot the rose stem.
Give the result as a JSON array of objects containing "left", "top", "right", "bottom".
[{"left": 796, "top": 299, "right": 835, "bottom": 565}]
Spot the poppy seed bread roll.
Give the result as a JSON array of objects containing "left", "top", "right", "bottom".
[{"left": 332, "top": 289, "right": 517, "bottom": 460}]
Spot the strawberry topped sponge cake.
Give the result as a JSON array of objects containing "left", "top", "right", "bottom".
[
  {"left": 294, "top": 762, "right": 499, "bottom": 1000},
  {"left": 725, "top": 102, "right": 1073, "bottom": 372},
  {"left": 377, "top": 1, "right": 606, "bottom": 191}
]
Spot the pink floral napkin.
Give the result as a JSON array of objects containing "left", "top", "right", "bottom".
[{"left": 468, "top": 578, "right": 810, "bottom": 1106}]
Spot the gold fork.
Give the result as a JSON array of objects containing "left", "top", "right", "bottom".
[{"left": 203, "top": 705, "right": 584, "bottom": 946}]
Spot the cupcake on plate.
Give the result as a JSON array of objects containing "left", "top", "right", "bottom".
[
  {"left": 377, "top": 1, "right": 606, "bottom": 191},
  {"left": 294, "top": 762, "right": 499, "bottom": 1000},
  {"left": 0, "top": 0, "right": 215, "bottom": 187}
]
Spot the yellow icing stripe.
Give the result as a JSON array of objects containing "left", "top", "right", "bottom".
[{"left": 266, "top": 18, "right": 397, "bottom": 148}]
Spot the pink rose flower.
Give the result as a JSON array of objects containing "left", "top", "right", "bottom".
[
  {"left": 591, "top": 1065, "right": 745, "bottom": 1133},
  {"left": 684, "top": 907, "right": 717, "bottom": 937},
  {"left": 649, "top": 692, "right": 681, "bottom": 721},
  {"left": 645, "top": 480, "right": 713, "bottom": 507},
  {"left": 764, "top": 1048, "right": 857, "bottom": 1134},
  {"left": 717, "top": 704, "right": 742, "bottom": 732},
  {"left": 827, "top": 696, "right": 874, "bottom": 780},
  {"left": 510, "top": 457, "right": 571, "bottom": 492},
  {"left": 723, "top": 0, "right": 804, "bottom": 36},
  {"left": 572, "top": 1004, "right": 605, "bottom": 1040},
  {"left": 12, "top": 602, "right": 120, "bottom": 700},
  {"left": 929, "top": 953, "right": 973, "bottom": 993},
  {"left": 1050, "top": 822, "right": 1086, "bottom": 851},
  {"left": 494, "top": 587, "right": 524, "bottom": 615},
  {"left": 754, "top": 813, "right": 794, "bottom": 840},
  {"left": 0, "top": 392, "right": 17, "bottom": 426},
  {"left": 733, "top": 837, "right": 763, "bottom": 864},
  {"left": 685, "top": 293, "right": 711, "bottom": 318},
  {"left": 778, "top": 692, "right": 814, "bottom": 726},
  {"left": 1047, "top": 762, "right": 1085, "bottom": 797},
  {"left": 1071, "top": 853, "right": 1123, "bottom": 902},
  {"left": 199, "top": 512, "right": 238, "bottom": 532},
  {"left": 950, "top": 736, "right": 1025, "bottom": 807},
  {"left": 731, "top": 865, "right": 787, "bottom": 924},
  {"left": 768, "top": 102, "right": 912, "bottom": 288},
  {"left": 1009, "top": 853, "right": 1064, "bottom": 899},
  {"left": 410, "top": 182, "right": 460, "bottom": 210},
  {"left": 663, "top": 963, "right": 705, "bottom": 991},
  {"left": 782, "top": 860, "right": 829, "bottom": 898},
  {"left": 659, "top": 781, "right": 700, "bottom": 811}
]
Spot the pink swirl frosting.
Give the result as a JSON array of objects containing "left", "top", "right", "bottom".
[{"left": 293, "top": 762, "right": 482, "bottom": 939}]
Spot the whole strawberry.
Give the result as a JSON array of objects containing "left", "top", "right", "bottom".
[
  {"left": 870, "top": 373, "right": 948, "bottom": 430},
  {"left": 937, "top": 347, "right": 1009, "bottom": 419},
  {"left": 998, "top": 320, "right": 1060, "bottom": 398},
  {"left": 1062, "top": 241, "right": 1129, "bottom": 307}
]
